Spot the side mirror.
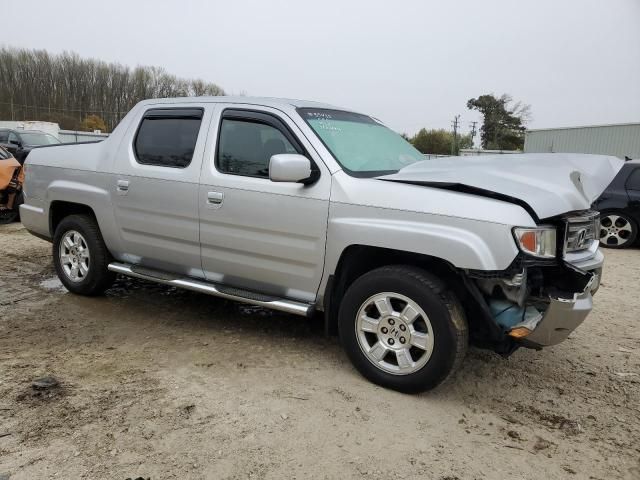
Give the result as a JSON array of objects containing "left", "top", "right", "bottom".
[{"left": 269, "top": 154, "right": 313, "bottom": 183}]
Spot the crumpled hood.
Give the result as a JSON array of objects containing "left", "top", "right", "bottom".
[{"left": 379, "top": 153, "right": 624, "bottom": 220}]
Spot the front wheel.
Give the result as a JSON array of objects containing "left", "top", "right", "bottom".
[
  {"left": 53, "top": 214, "right": 116, "bottom": 295},
  {"left": 599, "top": 212, "right": 637, "bottom": 248},
  {"left": 338, "top": 265, "right": 468, "bottom": 393}
]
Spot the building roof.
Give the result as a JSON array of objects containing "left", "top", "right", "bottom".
[{"left": 527, "top": 122, "right": 640, "bottom": 132}]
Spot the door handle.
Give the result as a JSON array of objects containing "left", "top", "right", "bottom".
[
  {"left": 116, "top": 180, "right": 129, "bottom": 193},
  {"left": 207, "top": 191, "right": 224, "bottom": 205}
]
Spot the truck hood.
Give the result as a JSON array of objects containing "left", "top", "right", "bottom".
[{"left": 379, "top": 153, "right": 624, "bottom": 220}]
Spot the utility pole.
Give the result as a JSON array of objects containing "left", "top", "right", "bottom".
[
  {"left": 451, "top": 115, "right": 461, "bottom": 156},
  {"left": 469, "top": 121, "right": 477, "bottom": 148}
]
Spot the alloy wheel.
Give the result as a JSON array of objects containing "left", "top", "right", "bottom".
[
  {"left": 59, "top": 230, "right": 90, "bottom": 282},
  {"left": 355, "top": 292, "right": 434, "bottom": 375},
  {"left": 600, "top": 214, "right": 633, "bottom": 247}
]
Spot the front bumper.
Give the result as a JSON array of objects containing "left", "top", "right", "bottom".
[{"left": 523, "top": 250, "right": 603, "bottom": 347}]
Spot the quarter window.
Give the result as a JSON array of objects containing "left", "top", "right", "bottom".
[
  {"left": 134, "top": 109, "right": 203, "bottom": 168},
  {"left": 217, "top": 119, "right": 297, "bottom": 178}
]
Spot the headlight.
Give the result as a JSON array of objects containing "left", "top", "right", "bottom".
[{"left": 512, "top": 226, "right": 557, "bottom": 258}]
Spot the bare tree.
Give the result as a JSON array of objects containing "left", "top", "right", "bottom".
[{"left": 0, "top": 47, "right": 225, "bottom": 131}]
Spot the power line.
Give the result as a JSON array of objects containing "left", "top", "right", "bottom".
[
  {"left": 469, "top": 121, "right": 478, "bottom": 147},
  {"left": 451, "top": 115, "right": 461, "bottom": 156}
]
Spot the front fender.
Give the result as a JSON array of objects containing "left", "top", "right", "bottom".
[{"left": 318, "top": 202, "right": 521, "bottom": 302}]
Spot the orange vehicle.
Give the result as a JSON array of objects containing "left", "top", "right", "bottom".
[{"left": 0, "top": 146, "right": 24, "bottom": 224}]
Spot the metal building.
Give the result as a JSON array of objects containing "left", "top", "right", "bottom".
[{"left": 524, "top": 123, "right": 640, "bottom": 159}]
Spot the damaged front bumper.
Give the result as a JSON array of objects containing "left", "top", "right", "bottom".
[
  {"left": 475, "top": 250, "right": 603, "bottom": 350},
  {"left": 523, "top": 268, "right": 597, "bottom": 347}
]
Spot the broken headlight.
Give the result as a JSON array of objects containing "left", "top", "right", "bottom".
[{"left": 512, "top": 226, "right": 557, "bottom": 259}]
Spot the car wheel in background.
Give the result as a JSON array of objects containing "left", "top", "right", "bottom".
[
  {"left": 599, "top": 212, "right": 638, "bottom": 249},
  {"left": 0, "top": 209, "right": 19, "bottom": 224}
]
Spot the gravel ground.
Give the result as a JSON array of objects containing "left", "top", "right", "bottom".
[{"left": 1, "top": 222, "right": 639, "bottom": 480}]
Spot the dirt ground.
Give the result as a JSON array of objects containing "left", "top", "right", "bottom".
[{"left": 0, "top": 223, "right": 639, "bottom": 480}]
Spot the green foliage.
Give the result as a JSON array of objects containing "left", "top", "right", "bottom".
[
  {"left": 79, "top": 115, "right": 107, "bottom": 132},
  {"left": 409, "top": 129, "right": 472, "bottom": 156},
  {"left": 411, "top": 129, "right": 451, "bottom": 155},
  {"left": 466, "top": 94, "right": 530, "bottom": 150}
]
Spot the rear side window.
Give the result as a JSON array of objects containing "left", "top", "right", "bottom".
[
  {"left": 217, "top": 119, "right": 297, "bottom": 177},
  {"left": 134, "top": 108, "right": 203, "bottom": 168},
  {"left": 626, "top": 168, "right": 640, "bottom": 191},
  {"left": 0, "top": 131, "right": 8, "bottom": 143}
]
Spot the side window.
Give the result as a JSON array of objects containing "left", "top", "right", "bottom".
[
  {"left": 8, "top": 132, "right": 19, "bottom": 145},
  {"left": 626, "top": 168, "right": 640, "bottom": 191},
  {"left": 134, "top": 108, "right": 203, "bottom": 168},
  {"left": 0, "top": 131, "right": 8, "bottom": 143},
  {"left": 217, "top": 119, "right": 297, "bottom": 178}
]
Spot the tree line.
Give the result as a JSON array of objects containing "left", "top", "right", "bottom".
[{"left": 0, "top": 47, "right": 224, "bottom": 132}]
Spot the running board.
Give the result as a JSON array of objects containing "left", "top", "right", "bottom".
[{"left": 107, "top": 262, "right": 314, "bottom": 317}]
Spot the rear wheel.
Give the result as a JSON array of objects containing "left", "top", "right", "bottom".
[
  {"left": 338, "top": 265, "right": 468, "bottom": 393},
  {"left": 599, "top": 212, "right": 637, "bottom": 248},
  {"left": 53, "top": 214, "right": 116, "bottom": 295}
]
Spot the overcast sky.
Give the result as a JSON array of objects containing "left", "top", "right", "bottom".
[{"left": 2, "top": 0, "right": 640, "bottom": 136}]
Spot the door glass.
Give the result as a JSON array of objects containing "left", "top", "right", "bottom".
[
  {"left": 626, "top": 168, "right": 640, "bottom": 191},
  {"left": 8, "top": 132, "right": 19, "bottom": 145},
  {"left": 134, "top": 116, "right": 202, "bottom": 168},
  {"left": 0, "top": 131, "right": 8, "bottom": 142},
  {"left": 217, "top": 119, "right": 296, "bottom": 178}
]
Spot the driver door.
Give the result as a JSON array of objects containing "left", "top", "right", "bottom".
[{"left": 198, "top": 106, "right": 331, "bottom": 303}]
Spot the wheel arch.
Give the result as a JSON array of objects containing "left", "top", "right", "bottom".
[
  {"left": 49, "top": 200, "right": 97, "bottom": 236},
  {"left": 322, "top": 245, "right": 473, "bottom": 336}
]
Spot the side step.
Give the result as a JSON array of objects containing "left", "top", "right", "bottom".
[{"left": 107, "top": 262, "right": 314, "bottom": 317}]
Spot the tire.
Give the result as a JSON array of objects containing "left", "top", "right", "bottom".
[
  {"left": 599, "top": 211, "right": 638, "bottom": 249},
  {"left": 0, "top": 192, "right": 24, "bottom": 224},
  {"left": 0, "top": 209, "right": 19, "bottom": 224},
  {"left": 53, "top": 214, "right": 116, "bottom": 295},
  {"left": 338, "top": 265, "right": 468, "bottom": 393}
]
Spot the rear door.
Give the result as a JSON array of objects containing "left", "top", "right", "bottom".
[
  {"left": 198, "top": 106, "right": 331, "bottom": 303},
  {"left": 110, "top": 104, "right": 214, "bottom": 277}
]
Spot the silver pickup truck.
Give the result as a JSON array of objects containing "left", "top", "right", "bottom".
[{"left": 20, "top": 97, "right": 622, "bottom": 392}]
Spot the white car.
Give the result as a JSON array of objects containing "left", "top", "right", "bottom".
[{"left": 19, "top": 97, "right": 621, "bottom": 392}]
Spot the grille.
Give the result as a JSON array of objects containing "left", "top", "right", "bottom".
[{"left": 564, "top": 211, "right": 599, "bottom": 254}]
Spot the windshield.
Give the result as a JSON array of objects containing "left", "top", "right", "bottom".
[
  {"left": 299, "top": 108, "right": 425, "bottom": 177},
  {"left": 20, "top": 132, "right": 61, "bottom": 146}
]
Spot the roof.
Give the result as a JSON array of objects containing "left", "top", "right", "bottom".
[{"left": 137, "top": 95, "right": 342, "bottom": 111}]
